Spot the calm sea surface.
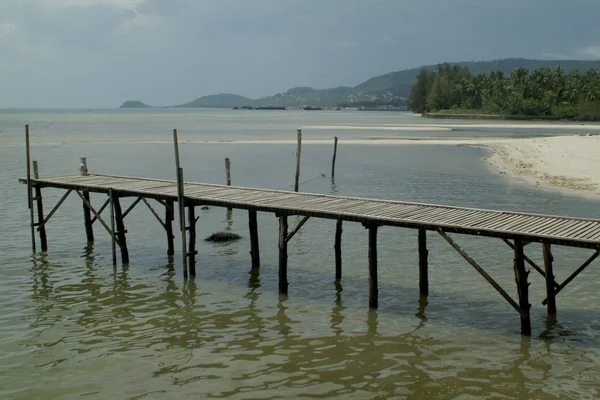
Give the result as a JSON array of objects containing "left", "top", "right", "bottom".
[{"left": 1, "top": 109, "right": 599, "bottom": 399}]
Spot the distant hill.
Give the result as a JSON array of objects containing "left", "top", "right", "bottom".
[
  {"left": 133, "top": 58, "right": 600, "bottom": 108},
  {"left": 120, "top": 100, "right": 151, "bottom": 108},
  {"left": 175, "top": 93, "right": 253, "bottom": 108}
]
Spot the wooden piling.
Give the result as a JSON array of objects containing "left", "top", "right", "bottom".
[
  {"left": 418, "top": 228, "right": 429, "bottom": 297},
  {"left": 173, "top": 129, "right": 188, "bottom": 276},
  {"left": 249, "top": 210, "right": 260, "bottom": 269},
  {"left": 112, "top": 192, "right": 129, "bottom": 264},
  {"left": 331, "top": 136, "right": 338, "bottom": 180},
  {"left": 165, "top": 200, "right": 175, "bottom": 256},
  {"left": 26, "top": 125, "right": 36, "bottom": 253},
  {"left": 225, "top": 158, "right": 232, "bottom": 212},
  {"left": 33, "top": 161, "right": 48, "bottom": 252},
  {"left": 279, "top": 214, "right": 288, "bottom": 294},
  {"left": 513, "top": 239, "right": 531, "bottom": 336},
  {"left": 109, "top": 189, "right": 117, "bottom": 266},
  {"left": 187, "top": 205, "right": 197, "bottom": 276},
  {"left": 335, "top": 219, "right": 343, "bottom": 281},
  {"left": 543, "top": 243, "right": 556, "bottom": 316},
  {"left": 368, "top": 225, "right": 379, "bottom": 309},
  {"left": 294, "top": 129, "right": 302, "bottom": 192},
  {"left": 80, "top": 158, "right": 94, "bottom": 243}
]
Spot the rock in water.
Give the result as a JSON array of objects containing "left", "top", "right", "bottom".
[{"left": 205, "top": 232, "right": 241, "bottom": 242}]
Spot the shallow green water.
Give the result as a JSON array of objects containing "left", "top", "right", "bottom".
[{"left": 1, "top": 109, "right": 599, "bottom": 399}]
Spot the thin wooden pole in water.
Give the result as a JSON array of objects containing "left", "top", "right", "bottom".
[
  {"left": 26, "top": 125, "right": 36, "bottom": 253},
  {"left": 331, "top": 136, "right": 338, "bottom": 180},
  {"left": 165, "top": 200, "right": 175, "bottom": 256},
  {"left": 513, "top": 239, "right": 531, "bottom": 336},
  {"left": 368, "top": 225, "right": 379, "bottom": 309},
  {"left": 187, "top": 205, "right": 197, "bottom": 276},
  {"left": 334, "top": 219, "right": 343, "bottom": 281},
  {"left": 543, "top": 243, "right": 556, "bottom": 316},
  {"left": 109, "top": 188, "right": 117, "bottom": 266},
  {"left": 173, "top": 129, "right": 188, "bottom": 276},
  {"left": 80, "top": 157, "right": 94, "bottom": 243},
  {"left": 249, "top": 210, "right": 260, "bottom": 269},
  {"left": 112, "top": 193, "right": 129, "bottom": 264},
  {"left": 225, "top": 157, "right": 232, "bottom": 212},
  {"left": 279, "top": 214, "right": 289, "bottom": 294},
  {"left": 418, "top": 228, "right": 429, "bottom": 297},
  {"left": 294, "top": 129, "right": 302, "bottom": 192},
  {"left": 33, "top": 161, "right": 48, "bottom": 252}
]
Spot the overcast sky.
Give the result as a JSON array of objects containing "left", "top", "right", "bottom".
[{"left": 1, "top": 0, "right": 599, "bottom": 108}]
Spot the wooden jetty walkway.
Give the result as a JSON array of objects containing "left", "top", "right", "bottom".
[{"left": 19, "top": 128, "right": 600, "bottom": 337}]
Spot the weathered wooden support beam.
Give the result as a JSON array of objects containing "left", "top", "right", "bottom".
[
  {"left": 90, "top": 198, "right": 110, "bottom": 225},
  {"left": 368, "top": 224, "right": 379, "bottom": 309},
  {"left": 26, "top": 125, "right": 35, "bottom": 253},
  {"left": 331, "top": 136, "right": 338, "bottom": 181},
  {"left": 173, "top": 129, "right": 188, "bottom": 277},
  {"left": 112, "top": 192, "right": 129, "bottom": 264},
  {"left": 502, "top": 238, "right": 558, "bottom": 288},
  {"left": 165, "top": 200, "right": 175, "bottom": 256},
  {"left": 334, "top": 219, "right": 343, "bottom": 281},
  {"left": 543, "top": 243, "right": 556, "bottom": 316},
  {"left": 37, "top": 189, "right": 72, "bottom": 231},
  {"left": 294, "top": 129, "right": 302, "bottom": 192},
  {"left": 418, "top": 228, "right": 429, "bottom": 297},
  {"left": 187, "top": 205, "right": 197, "bottom": 276},
  {"left": 33, "top": 161, "right": 48, "bottom": 252},
  {"left": 142, "top": 198, "right": 166, "bottom": 229},
  {"left": 513, "top": 239, "right": 531, "bottom": 336},
  {"left": 542, "top": 250, "right": 599, "bottom": 305},
  {"left": 109, "top": 189, "right": 117, "bottom": 266},
  {"left": 278, "top": 214, "right": 289, "bottom": 294},
  {"left": 122, "top": 197, "right": 143, "bottom": 219},
  {"left": 248, "top": 210, "right": 260, "bottom": 269},
  {"left": 438, "top": 229, "right": 526, "bottom": 318},
  {"left": 285, "top": 216, "right": 310, "bottom": 243},
  {"left": 76, "top": 190, "right": 115, "bottom": 239},
  {"left": 225, "top": 158, "right": 232, "bottom": 212},
  {"left": 80, "top": 158, "right": 94, "bottom": 243}
]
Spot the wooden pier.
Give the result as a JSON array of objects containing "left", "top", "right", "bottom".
[{"left": 20, "top": 170, "right": 600, "bottom": 336}]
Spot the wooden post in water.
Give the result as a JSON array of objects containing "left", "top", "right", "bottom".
[
  {"left": 249, "top": 210, "right": 260, "bottom": 269},
  {"left": 294, "top": 129, "right": 302, "bottom": 192},
  {"left": 165, "top": 200, "right": 175, "bottom": 256},
  {"left": 225, "top": 157, "right": 232, "bottom": 212},
  {"left": 334, "top": 219, "right": 343, "bottom": 281},
  {"left": 331, "top": 136, "right": 338, "bottom": 180},
  {"left": 173, "top": 129, "right": 188, "bottom": 276},
  {"left": 513, "top": 239, "right": 531, "bottom": 336},
  {"left": 112, "top": 192, "right": 129, "bottom": 264},
  {"left": 368, "top": 225, "right": 379, "bottom": 309},
  {"left": 109, "top": 188, "right": 117, "bottom": 266},
  {"left": 187, "top": 205, "right": 197, "bottom": 276},
  {"left": 80, "top": 157, "right": 94, "bottom": 243},
  {"left": 26, "top": 125, "right": 36, "bottom": 253},
  {"left": 543, "top": 243, "right": 556, "bottom": 316},
  {"left": 278, "top": 214, "right": 289, "bottom": 294},
  {"left": 33, "top": 161, "right": 48, "bottom": 252},
  {"left": 418, "top": 228, "right": 429, "bottom": 297}
]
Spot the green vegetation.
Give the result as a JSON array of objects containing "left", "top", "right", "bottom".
[
  {"left": 409, "top": 64, "right": 600, "bottom": 120},
  {"left": 176, "top": 93, "right": 253, "bottom": 108},
  {"left": 120, "top": 100, "right": 151, "bottom": 108}
]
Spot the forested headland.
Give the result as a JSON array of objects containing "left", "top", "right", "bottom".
[{"left": 408, "top": 64, "right": 600, "bottom": 120}]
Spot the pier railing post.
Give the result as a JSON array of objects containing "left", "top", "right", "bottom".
[
  {"left": 249, "top": 210, "right": 260, "bottom": 269},
  {"left": 80, "top": 158, "right": 94, "bottom": 243},
  {"left": 368, "top": 224, "right": 379, "bottom": 309},
  {"left": 335, "top": 219, "right": 343, "bottom": 281},
  {"left": 418, "top": 228, "right": 429, "bottom": 297},
  {"left": 543, "top": 243, "right": 556, "bottom": 316},
  {"left": 294, "top": 129, "right": 302, "bottom": 192},
  {"left": 279, "top": 214, "right": 289, "bottom": 294},
  {"left": 33, "top": 161, "right": 48, "bottom": 252},
  {"left": 26, "top": 124, "right": 36, "bottom": 253},
  {"left": 165, "top": 200, "right": 175, "bottom": 256},
  {"left": 513, "top": 239, "right": 531, "bottom": 336}
]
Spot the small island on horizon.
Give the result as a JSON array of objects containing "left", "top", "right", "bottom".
[{"left": 120, "top": 101, "right": 151, "bottom": 109}]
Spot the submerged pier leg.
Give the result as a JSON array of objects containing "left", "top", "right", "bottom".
[
  {"left": 112, "top": 193, "right": 129, "bottom": 264},
  {"left": 32, "top": 162, "right": 48, "bottom": 252},
  {"left": 418, "top": 228, "right": 429, "bottom": 297},
  {"left": 543, "top": 243, "right": 557, "bottom": 316},
  {"left": 335, "top": 219, "right": 343, "bottom": 281},
  {"left": 187, "top": 205, "right": 197, "bottom": 276},
  {"left": 249, "top": 210, "right": 260, "bottom": 269},
  {"left": 279, "top": 214, "right": 288, "bottom": 294},
  {"left": 513, "top": 239, "right": 531, "bottom": 336},
  {"left": 80, "top": 158, "right": 94, "bottom": 243},
  {"left": 165, "top": 200, "right": 175, "bottom": 256},
  {"left": 368, "top": 225, "right": 379, "bottom": 309}
]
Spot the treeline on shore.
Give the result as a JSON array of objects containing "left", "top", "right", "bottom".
[{"left": 408, "top": 63, "right": 600, "bottom": 120}]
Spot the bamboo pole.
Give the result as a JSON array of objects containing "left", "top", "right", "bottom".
[
  {"left": 33, "top": 161, "right": 48, "bottom": 252},
  {"left": 26, "top": 125, "right": 36, "bottom": 253},
  {"left": 173, "top": 129, "right": 188, "bottom": 276},
  {"left": 331, "top": 136, "right": 338, "bottom": 180},
  {"left": 294, "top": 129, "right": 302, "bottom": 192}
]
